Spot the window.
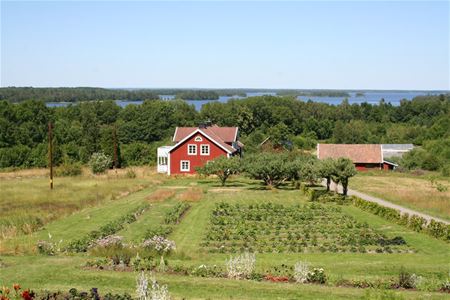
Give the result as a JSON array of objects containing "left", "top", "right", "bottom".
[
  {"left": 195, "top": 136, "right": 203, "bottom": 142},
  {"left": 201, "top": 144, "right": 210, "bottom": 156},
  {"left": 188, "top": 144, "right": 197, "bottom": 155},
  {"left": 158, "top": 157, "right": 167, "bottom": 165},
  {"left": 180, "top": 160, "right": 190, "bottom": 172}
]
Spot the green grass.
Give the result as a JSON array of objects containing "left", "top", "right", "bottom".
[
  {"left": 349, "top": 171, "right": 450, "bottom": 221},
  {"left": 1, "top": 174, "right": 449, "bottom": 299},
  {"left": 0, "top": 169, "right": 154, "bottom": 239}
]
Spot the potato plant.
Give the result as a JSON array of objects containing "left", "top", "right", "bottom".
[{"left": 201, "top": 202, "right": 411, "bottom": 254}]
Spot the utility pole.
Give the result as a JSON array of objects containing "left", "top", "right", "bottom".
[
  {"left": 48, "top": 122, "right": 53, "bottom": 190},
  {"left": 113, "top": 124, "right": 118, "bottom": 172}
]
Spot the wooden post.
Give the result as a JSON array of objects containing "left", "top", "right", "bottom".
[
  {"left": 113, "top": 124, "right": 118, "bottom": 172},
  {"left": 48, "top": 122, "right": 53, "bottom": 189}
]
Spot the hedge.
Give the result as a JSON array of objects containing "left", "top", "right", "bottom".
[{"left": 352, "top": 196, "right": 449, "bottom": 242}]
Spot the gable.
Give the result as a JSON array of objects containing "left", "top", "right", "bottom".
[{"left": 169, "top": 129, "right": 234, "bottom": 154}]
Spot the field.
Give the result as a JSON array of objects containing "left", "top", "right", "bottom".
[
  {"left": 1, "top": 170, "right": 450, "bottom": 299},
  {"left": 0, "top": 167, "right": 159, "bottom": 240},
  {"left": 349, "top": 171, "right": 450, "bottom": 221}
]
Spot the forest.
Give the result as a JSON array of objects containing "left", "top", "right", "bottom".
[
  {"left": 0, "top": 87, "right": 360, "bottom": 103},
  {"left": 0, "top": 93, "right": 448, "bottom": 174}
]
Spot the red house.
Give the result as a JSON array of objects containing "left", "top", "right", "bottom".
[
  {"left": 157, "top": 124, "right": 242, "bottom": 175},
  {"left": 317, "top": 144, "right": 398, "bottom": 171}
]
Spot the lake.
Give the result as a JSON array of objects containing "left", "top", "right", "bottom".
[{"left": 46, "top": 91, "right": 442, "bottom": 111}]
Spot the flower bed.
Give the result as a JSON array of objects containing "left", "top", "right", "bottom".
[{"left": 201, "top": 202, "right": 411, "bottom": 253}]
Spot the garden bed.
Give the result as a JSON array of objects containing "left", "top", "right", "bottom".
[{"left": 201, "top": 202, "right": 412, "bottom": 254}]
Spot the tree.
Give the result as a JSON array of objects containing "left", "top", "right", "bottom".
[
  {"left": 299, "top": 159, "right": 320, "bottom": 186},
  {"left": 89, "top": 152, "right": 112, "bottom": 174},
  {"left": 318, "top": 158, "right": 335, "bottom": 191},
  {"left": 196, "top": 156, "right": 241, "bottom": 186},
  {"left": 331, "top": 158, "right": 356, "bottom": 196},
  {"left": 243, "top": 152, "right": 298, "bottom": 188}
]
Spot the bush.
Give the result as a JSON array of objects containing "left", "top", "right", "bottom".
[
  {"left": 293, "top": 261, "right": 309, "bottom": 283},
  {"left": 142, "top": 236, "right": 176, "bottom": 254},
  {"left": 164, "top": 202, "right": 190, "bottom": 224},
  {"left": 89, "top": 152, "right": 112, "bottom": 174},
  {"left": 121, "top": 142, "right": 153, "bottom": 166},
  {"left": 55, "top": 163, "right": 82, "bottom": 177},
  {"left": 307, "top": 268, "right": 327, "bottom": 284},
  {"left": 397, "top": 267, "right": 422, "bottom": 289},
  {"left": 408, "top": 215, "right": 426, "bottom": 232}
]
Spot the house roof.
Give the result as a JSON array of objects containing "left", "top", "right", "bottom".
[
  {"left": 317, "top": 144, "right": 383, "bottom": 164},
  {"left": 173, "top": 125, "right": 238, "bottom": 143}
]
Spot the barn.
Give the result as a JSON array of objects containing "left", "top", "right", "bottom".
[
  {"left": 317, "top": 144, "right": 400, "bottom": 171},
  {"left": 157, "top": 124, "right": 242, "bottom": 175}
]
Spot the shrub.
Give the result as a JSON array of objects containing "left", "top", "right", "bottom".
[
  {"left": 164, "top": 202, "right": 190, "bottom": 224},
  {"left": 408, "top": 215, "right": 426, "bottom": 232},
  {"left": 37, "top": 240, "right": 57, "bottom": 255},
  {"left": 293, "top": 261, "right": 310, "bottom": 283},
  {"left": 397, "top": 268, "right": 422, "bottom": 289},
  {"left": 142, "top": 236, "right": 176, "bottom": 254},
  {"left": 136, "top": 271, "right": 171, "bottom": 300},
  {"left": 225, "top": 252, "right": 256, "bottom": 279},
  {"left": 92, "top": 235, "right": 123, "bottom": 248},
  {"left": 55, "top": 162, "right": 82, "bottom": 177},
  {"left": 144, "top": 226, "right": 173, "bottom": 239},
  {"left": 307, "top": 268, "right": 327, "bottom": 284},
  {"left": 89, "top": 152, "right": 112, "bottom": 174}
]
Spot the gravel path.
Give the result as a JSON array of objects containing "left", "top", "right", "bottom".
[{"left": 327, "top": 181, "right": 450, "bottom": 225}]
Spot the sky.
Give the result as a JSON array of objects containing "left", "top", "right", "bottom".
[{"left": 1, "top": 0, "right": 449, "bottom": 90}]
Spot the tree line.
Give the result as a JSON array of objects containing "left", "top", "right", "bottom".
[
  {"left": 197, "top": 153, "right": 356, "bottom": 195},
  {"left": 0, "top": 93, "right": 448, "bottom": 174}
]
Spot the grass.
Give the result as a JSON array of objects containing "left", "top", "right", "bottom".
[
  {"left": 349, "top": 171, "right": 450, "bottom": 221},
  {"left": 0, "top": 167, "right": 157, "bottom": 240},
  {"left": 1, "top": 172, "right": 449, "bottom": 299}
]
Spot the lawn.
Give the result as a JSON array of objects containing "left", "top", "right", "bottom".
[
  {"left": 349, "top": 171, "right": 450, "bottom": 221},
  {"left": 1, "top": 172, "right": 449, "bottom": 299}
]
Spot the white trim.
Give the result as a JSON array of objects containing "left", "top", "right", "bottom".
[
  {"left": 172, "top": 127, "right": 179, "bottom": 142},
  {"left": 169, "top": 129, "right": 233, "bottom": 154},
  {"left": 187, "top": 144, "right": 197, "bottom": 155},
  {"left": 233, "top": 128, "right": 238, "bottom": 142},
  {"left": 194, "top": 136, "right": 203, "bottom": 142},
  {"left": 200, "top": 144, "right": 210, "bottom": 156},
  {"left": 180, "top": 160, "right": 190, "bottom": 172},
  {"left": 167, "top": 153, "right": 171, "bottom": 175},
  {"left": 383, "top": 160, "right": 399, "bottom": 167},
  {"left": 380, "top": 145, "right": 383, "bottom": 164}
]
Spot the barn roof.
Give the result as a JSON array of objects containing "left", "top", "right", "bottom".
[{"left": 317, "top": 144, "right": 383, "bottom": 164}]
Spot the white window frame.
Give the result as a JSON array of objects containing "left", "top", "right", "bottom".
[
  {"left": 200, "top": 144, "right": 210, "bottom": 156},
  {"left": 194, "top": 136, "right": 203, "bottom": 142},
  {"left": 180, "top": 160, "right": 190, "bottom": 172},
  {"left": 187, "top": 144, "right": 197, "bottom": 155}
]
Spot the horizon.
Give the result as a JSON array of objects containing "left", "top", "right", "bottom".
[{"left": 1, "top": 1, "right": 449, "bottom": 90}]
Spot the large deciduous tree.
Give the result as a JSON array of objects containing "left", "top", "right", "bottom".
[{"left": 196, "top": 156, "right": 241, "bottom": 186}]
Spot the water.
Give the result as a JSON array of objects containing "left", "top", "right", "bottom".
[{"left": 45, "top": 91, "right": 443, "bottom": 110}]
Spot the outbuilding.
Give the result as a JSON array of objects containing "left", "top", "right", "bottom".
[{"left": 317, "top": 144, "right": 402, "bottom": 171}]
